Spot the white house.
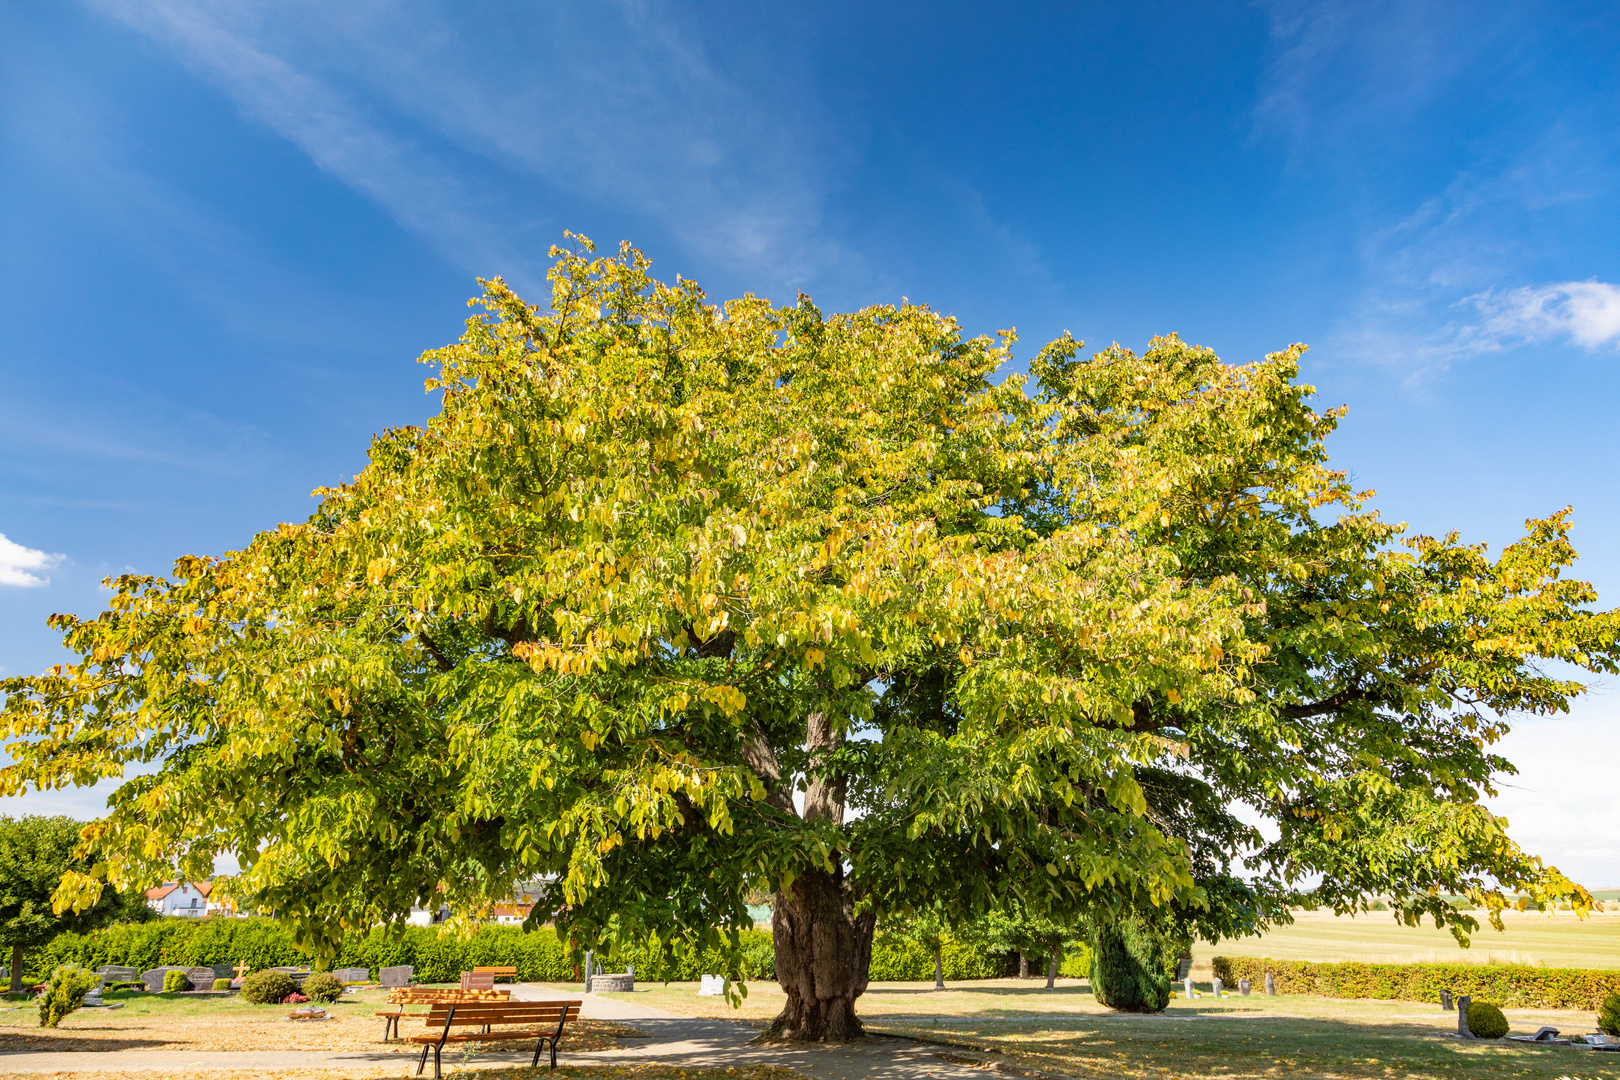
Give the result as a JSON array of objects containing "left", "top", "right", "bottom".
[{"left": 145, "top": 881, "right": 215, "bottom": 917}]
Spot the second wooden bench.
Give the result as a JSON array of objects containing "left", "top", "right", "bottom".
[{"left": 406, "top": 1000, "right": 581, "bottom": 1078}]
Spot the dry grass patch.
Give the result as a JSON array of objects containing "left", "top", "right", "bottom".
[
  {"left": 14, "top": 1066, "right": 802, "bottom": 1080},
  {"left": 0, "top": 988, "right": 642, "bottom": 1055}
]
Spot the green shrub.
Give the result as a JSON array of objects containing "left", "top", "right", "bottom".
[
  {"left": 1089, "top": 920, "right": 1170, "bottom": 1013},
  {"left": 162, "top": 969, "right": 191, "bottom": 993},
  {"left": 1599, "top": 990, "right": 1620, "bottom": 1036},
  {"left": 867, "top": 935, "right": 1004, "bottom": 981},
  {"left": 240, "top": 969, "right": 296, "bottom": 1005},
  {"left": 37, "top": 966, "right": 99, "bottom": 1028},
  {"left": 1058, "top": 942, "right": 1094, "bottom": 979},
  {"left": 1467, "top": 1000, "right": 1509, "bottom": 1039},
  {"left": 1211, "top": 955, "right": 1620, "bottom": 1011},
  {"left": 302, "top": 972, "right": 343, "bottom": 1003},
  {"left": 211, "top": 978, "right": 231, "bottom": 991}
]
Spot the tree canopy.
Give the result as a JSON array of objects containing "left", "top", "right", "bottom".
[
  {"left": 2, "top": 237, "right": 1611, "bottom": 1038},
  {"left": 0, "top": 815, "right": 132, "bottom": 991}
]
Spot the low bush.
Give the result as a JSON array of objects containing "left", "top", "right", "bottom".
[
  {"left": 1599, "top": 990, "right": 1620, "bottom": 1036},
  {"left": 1090, "top": 920, "right": 1170, "bottom": 1013},
  {"left": 1212, "top": 955, "right": 1620, "bottom": 1011},
  {"left": 211, "top": 978, "right": 231, "bottom": 991},
  {"left": 285, "top": 991, "right": 308, "bottom": 1004},
  {"left": 162, "top": 970, "right": 191, "bottom": 993},
  {"left": 1467, "top": 1000, "right": 1509, "bottom": 1039},
  {"left": 302, "top": 972, "right": 343, "bottom": 1003},
  {"left": 240, "top": 969, "right": 296, "bottom": 1005},
  {"left": 868, "top": 935, "right": 1006, "bottom": 981},
  {"left": 37, "top": 966, "right": 99, "bottom": 1028}
]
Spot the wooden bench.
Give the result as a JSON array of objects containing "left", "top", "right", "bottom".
[
  {"left": 375, "top": 987, "right": 510, "bottom": 1042},
  {"left": 406, "top": 1000, "right": 581, "bottom": 1078},
  {"left": 472, "top": 965, "right": 518, "bottom": 983}
]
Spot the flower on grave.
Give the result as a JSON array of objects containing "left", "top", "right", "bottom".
[{"left": 284, "top": 992, "right": 308, "bottom": 1004}]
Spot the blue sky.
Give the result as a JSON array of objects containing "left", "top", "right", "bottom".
[{"left": 3, "top": 1, "right": 1619, "bottom": 890}]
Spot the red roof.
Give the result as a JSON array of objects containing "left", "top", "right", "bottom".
[{"left": 145, "top": 881, "right": 214, "bottom": 901}]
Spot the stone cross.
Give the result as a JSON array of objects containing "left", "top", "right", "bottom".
[
  {"left": 234, "top": 963, "right": 251, "bottom": 982},
  {"left": 1456, "top": 995, "right": 1472, "bottom": 1037}
]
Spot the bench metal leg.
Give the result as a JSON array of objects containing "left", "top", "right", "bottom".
[
  {"left": 433, "top": 1043, "right": 443, "bottom": 1080},
  {"left": 415, "top": 1043, "right": 430, "bottom": 1076},
  {"left": 532, "top": 1036, "right": 545, "bottom": 1068}
]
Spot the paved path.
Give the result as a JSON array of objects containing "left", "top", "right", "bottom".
[{"left": 0, "top": 988, "right": 988, "bottom": 1080}]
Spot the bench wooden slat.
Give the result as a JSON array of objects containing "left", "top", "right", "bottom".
[{"left": 405, "top": 999, "right": 582, "bottom": 1079}]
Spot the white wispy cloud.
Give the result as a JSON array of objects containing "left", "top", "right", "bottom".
[
  {"left": 0, "top": 534, "right": 62, "bottom": 588},
  {"left": 1471, "top": 281, "right": 1620, "bottom": 351},
  {"left": 84, "top": 0, "right": 851, "bottom": 293}
]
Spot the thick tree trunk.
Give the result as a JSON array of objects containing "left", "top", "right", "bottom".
[
  {"left": 767, "top": 710, "right": 875, "bottom": 1042},
  {"left": 1018, "top": 952, "right": 1030, "bottom": 979},
  {"left": 9, "top": 944, "right": 21, "bottom": 994},
  {"left": 934, "top": 941, "right": 945, "bottom": 990},
  {"left": 1045, "top": 946, "right": 1058, "bottom": 989},
  {"left": 769, "top": 868, "right": 875, "bottom": 1041}
]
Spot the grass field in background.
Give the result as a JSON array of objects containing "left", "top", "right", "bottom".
[{"left": 1194, "top": 908, "right": 1620, "bottom": 971}]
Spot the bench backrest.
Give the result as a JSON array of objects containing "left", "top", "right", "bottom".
[
  {"left": 421, "top": 1001, "right": 580, "bottom": 1031},
  {"left": 459, "top": 971, "right": 496, "bottom": 992},
  {"left": 388, "top": 987, "right": 509, "bottom": 1004},
  {"left": 472, "top": 966, "right": 517, "bottom": 975}
]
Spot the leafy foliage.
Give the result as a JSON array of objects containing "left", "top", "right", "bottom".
[
  {"left": 1465, "top": 999, "right": 1508, "bottom": 1039},
  {"left": 1, "top": 238, "right": 1613, "bottom": 1021},
  {"left": 301, "top": 971, "right": 343, "bottom": 1003},
  {"left": 162, "top": 969, "right": 190, "bottom": 993},
  {"left": 0, "top": 817, "right": 133, "bottom": 988},
  {"left": 36, "top": 965, "right": 98, "bottom": 1027},
  {"left": 1089, "top": 918, "right": 1171, "bottom": 1012},
  {"left": 1598, "top": 989, "right": 1620, "bottom": 1036},
  {"left": 1214, "top": 955, "right": 1620, "bottom": 1010},
  {"left": 240, "top": 969, "right": 296, "bottom": 1005}
]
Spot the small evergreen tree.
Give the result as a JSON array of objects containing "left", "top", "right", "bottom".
[
  {"left": 1089, "top": 918, "right": 1170, "bottom": 1013},
  {"left": 36, "top": 965, "right": 98, "bottom": 1027}
]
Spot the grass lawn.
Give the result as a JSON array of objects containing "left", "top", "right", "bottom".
[
  {"left": 0, "top": 985, "right": 641, "bottom": 1055},
  {"left": 599, "top": 979, "right": 1615, "bottom": 1079},
  {"left": 9, "top": 1066, "right": 798, "bottom": 1080},
  {"left": 1195, "top": 907, "right": 1620, "bottom": 972}
]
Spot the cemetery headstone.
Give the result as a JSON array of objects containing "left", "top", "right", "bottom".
[
  {"left": 1183, "top": 977, "right": 1196, "bottom": 999},
  {"left": 1440, "top": 989, "right": 1452, "bottom": 1011},
  {"left": 141, "top": 967, "right": 188, "bottom": 993},
  {"left": 1456, "top": 995, "right": 1472, "bottom": 1038},
  {"left": 699, "top": 974, "right": 726, "bottom": 996},
  {"left": 1211, "top": 977, "right": 1224, "bottom": 998},
  {"left": 334, "top": 967, "right": 369, "bottom": 984},
  {"left": 1238, "top": 978, "right": 1250, "bottom": 996},
  {"left": 1264, "top": 972, "right": 1276, "bottom": 996},
  {"left": 380, "top": 965, "right": 414, "bottom": 988}
]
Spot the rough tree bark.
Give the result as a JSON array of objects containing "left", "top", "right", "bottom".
[
  {"left": 934, "top": 941, "right": 945, "bottom": 990},
  {"left": 9, "top": 944, "right": 20, "bottom": 994},
  {"left": 1018, "top": 952, "right": 1030, "bottom": 979},
  {"left": 1045, "top": 946, "right": 1058, "bottom": 989},
  {"left": 761, "top": 711, "right": 875, "bottom": 1042}
]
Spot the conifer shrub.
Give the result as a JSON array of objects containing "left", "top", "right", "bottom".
[
  {"left": 1466, "top": 1000, "right": 1508, "bottom": 1039},
  {"left": 211, "top": 978, "right": 231, "bottom": 991},
  {"left": 241, "top": 969, "right": 296, "bottom": 1004},
  {"left": 1599, "top": 990, "right": 1620, "bottom": 1036},
  {"left": 1089, "top": 919, "right": 1170, "bottom": 1013},
  {"left": 162, "top": 969, "right": 191, "bottom": 993},
  {"left": 36, "top": 966, "right": 99, "bottom": 1028}
]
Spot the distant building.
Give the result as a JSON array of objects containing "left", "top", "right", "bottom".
[{"left": 145, "top": 881, "right": 216, "bottom": 917}]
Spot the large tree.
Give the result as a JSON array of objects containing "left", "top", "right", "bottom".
[
  {"left": 0, "top": 816, "right": 131, "bottom": 992},
  {"left": 1, "top": 239, "right": 1611, "bottom": 1039}
]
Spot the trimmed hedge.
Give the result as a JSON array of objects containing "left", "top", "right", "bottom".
[
  {"left": 40, "top": 916, "right": 1047, "bottom": 987},
  {"left": 1212, "top": 955, "right": 1620, "bottom": 1010},
  {"left": 868, "top": 936, "right": 1006, "bottom": 981}
]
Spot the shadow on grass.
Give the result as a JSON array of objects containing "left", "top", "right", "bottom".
[{"left": 870, "top": 1012, "right": 1588, "bottom": 1080}]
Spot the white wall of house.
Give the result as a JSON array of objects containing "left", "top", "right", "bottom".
[{"left": 147, "top": 882, "right": 210, "bottom": 917}]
